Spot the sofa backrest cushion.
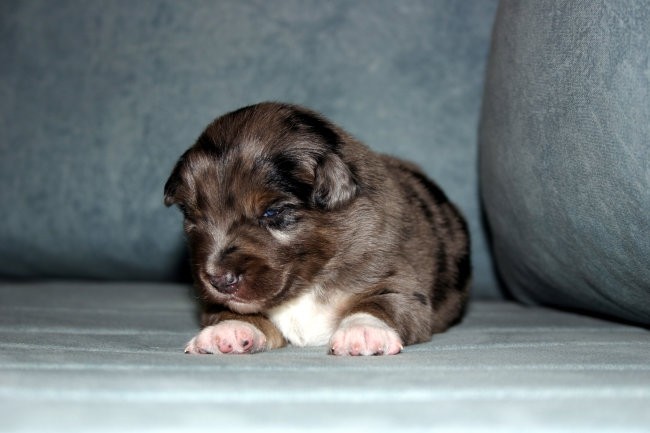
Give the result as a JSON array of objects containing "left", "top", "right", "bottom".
[{"left": 0, "top": 1, "right": 500, "bottom": 292}]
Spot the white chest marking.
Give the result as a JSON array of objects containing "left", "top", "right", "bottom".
[{"left": 267, "top": 289, "right": 347, "bottom": 347}]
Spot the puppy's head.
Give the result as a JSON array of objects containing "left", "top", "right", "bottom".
[{"left": 164, "top": 102, "right": 359, "bottom": 313}]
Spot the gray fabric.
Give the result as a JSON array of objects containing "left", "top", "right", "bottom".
[
  {"left": 1, "top": 282, "right": 649, "bottom": 432},
  {"left": 0, "top": 0, "right": 500, "bottom": 295},
  {"left": 480, "top": 1, "right": 650, "bottom": 324}
]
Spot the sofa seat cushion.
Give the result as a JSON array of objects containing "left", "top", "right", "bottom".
[{"left": 1, "top": 281, "right": 649, "bottom": 432}]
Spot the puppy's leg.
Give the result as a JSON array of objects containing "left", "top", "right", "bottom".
[
  {"left": 185, "top": 311, "right": 286, "bottom": 355},
  {"left": 330, "top": 287, "right": 435, "bottom": 356},
  {"left": 330, "top": 312, "right": 403, "bottom": 356}
]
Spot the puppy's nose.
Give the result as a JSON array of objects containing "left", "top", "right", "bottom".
[{"left": 208, "top": 271, "right": 240, "bottom": 294}]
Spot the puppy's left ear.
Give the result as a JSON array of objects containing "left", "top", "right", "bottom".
[{"left": 312, "top": 154, "right": 358, "bottom": 210}]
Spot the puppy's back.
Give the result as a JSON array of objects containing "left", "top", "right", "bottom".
[{"left": 381, "top": 155, "right": 471, "bottom": 332}]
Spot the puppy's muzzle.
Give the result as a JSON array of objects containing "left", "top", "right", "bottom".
[{"left": 208, "top": 271, "right": 241, "bottom": 294}]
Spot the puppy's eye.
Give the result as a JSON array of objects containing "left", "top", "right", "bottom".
[
  {"left": 262, "top": 207, "right": 282, "bottom": 219},
  {"left": 260, "top": 204, "right": 297, "bottom": 230}
]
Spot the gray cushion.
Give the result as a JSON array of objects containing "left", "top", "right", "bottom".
[
  {"left": 2, "top": 281, "right": 649, "bottom": 431},
  {"left": 480, "top": 1, "right": 650, "bottom": 325},
  {"left": 0, "top": 0, "right": 500, "bottom": 294}
]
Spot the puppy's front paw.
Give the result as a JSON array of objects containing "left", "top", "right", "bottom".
[
  {"left": 329, "top": 313, "right": 403, "bottom": 356},
  {"left": 185, "top": 320, "right": 267, "bottom": 355}
]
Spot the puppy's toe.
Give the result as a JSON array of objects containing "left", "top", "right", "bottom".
[
  {"left": 329, "top": 313, "right": 403, "bottom": 356},
  {"left": 184, "top": 320, "right": 267, "bottom": 355}
]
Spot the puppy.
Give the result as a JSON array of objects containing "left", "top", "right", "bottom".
[{"left": 164, "top": 102, "right": 470, "bottom": 356}]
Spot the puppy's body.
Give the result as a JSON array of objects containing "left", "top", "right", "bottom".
[{"left": 164, "top": 102, "right": 470, "bottom": 356}]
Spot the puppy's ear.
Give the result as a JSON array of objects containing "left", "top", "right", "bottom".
[
  {"left": 163, "top": 174, "right": 180, "bottom": 207},
  {"left": 312, "top": 154, "right": 358, "bottom": 210},
  {"left": 163, "top": 156, "right": 186, "bottom": 207}
]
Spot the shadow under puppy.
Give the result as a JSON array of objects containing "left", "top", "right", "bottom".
[{"left": 164, "top": 102, "right": 470, "bottom": 356}]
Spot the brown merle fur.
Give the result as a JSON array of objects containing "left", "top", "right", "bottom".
[{"left": 164, "top": 102, "right": 470, "bottom": 348}]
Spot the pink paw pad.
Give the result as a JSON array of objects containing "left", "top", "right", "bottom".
[
  {"left": 329, "top": 313, "right": 403, "bottom": 356},
  {"left": 184, "top": 320, "right": 267, "bottom": 355}
]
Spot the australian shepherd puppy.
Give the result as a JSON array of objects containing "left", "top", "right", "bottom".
[{"left": 164, "top": 102, "right": 470, "bottom": 356}]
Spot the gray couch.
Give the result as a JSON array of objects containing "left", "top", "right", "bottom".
[{"left": 1, "top": 1, "right": 648, "bottom": 432}]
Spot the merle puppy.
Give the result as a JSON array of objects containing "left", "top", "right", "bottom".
[{"left": 164, "top": 102, "right": 470, "bottom": 356}]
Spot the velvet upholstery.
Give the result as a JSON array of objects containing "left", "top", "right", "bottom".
[
  {"left": 0, "top": 0, "right": 499, "bottom": 296},
  {"left": 2, "top": 282, "right": 649, "bottom": 432},
  {"left": 480, "top": 0, "right": 650, "bottom": 325}
]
